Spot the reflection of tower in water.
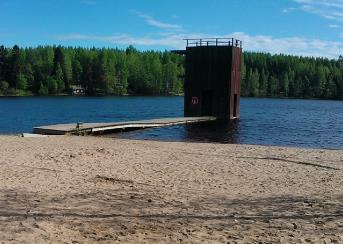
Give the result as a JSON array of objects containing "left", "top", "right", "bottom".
[{"left": 183, "top": 120, "right": 241, "bottom": 143}]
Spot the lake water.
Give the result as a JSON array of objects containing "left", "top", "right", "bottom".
[{"left": 0, "top": 96, "right": 342, "bottom": 149}]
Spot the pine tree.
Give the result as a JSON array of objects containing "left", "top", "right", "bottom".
[
  {"left": 268, "top": 76, "right": 278, "bottom": 96},
  {"left": 62, "top": 53, "right": 73, "bottom": 89},
  {"left": 47, "top": 77, "right": 58, "bottom": 94},
  {"left": 259, "top": 68, "right": 268, "bottom": 96},
  {"left": 288, "top": 69, "right": 295, "bottom": 97},
  {"left": 55, "top": 63, "right": 65, "bottom": 93},
  {"left": 250, "top": 69, "right": 260, "bottom": 97},
  {"left": 17, "top": 73, "right": 27, "bottom": 90},
  {"left": 162, "top": 61, "right": 178, "bottom": 94},
  {"left": 9, "top": 45, "right": 21, "bottom": 90},
  {"left": 281, "top": 72, "right": 289, "bottom": 97},
  {"left": 24, "top": 63, "right": 34, "bottom": 91},
  {"left": 0, "top": 45, "right": 7, "bottom": 82},
  {"left": 72, "top": 60, "right": 83, "bottom": 85},
  {"left": 115, "top": 53, "right": 128, "bottom": 94},
  {"left": 302, "top": 75, "right": 311, "bottom": 97}
]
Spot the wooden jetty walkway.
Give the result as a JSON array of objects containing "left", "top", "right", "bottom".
[{"left": 33, "top": 117, "right": 216, "bottom": 135}]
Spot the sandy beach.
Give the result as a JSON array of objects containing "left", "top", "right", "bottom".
[{"left": 0, "top": 135, "right": 342, "bottom": 243}]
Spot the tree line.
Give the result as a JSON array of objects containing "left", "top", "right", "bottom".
[
  {"left": 241, "top": 52, "right": 343, "bottom": 99},
  {"left": 0, "top": 44, "right": 343, "bottom": 100},
  {"left": 0, "top": 45, "right": 184, "bottom": 96}
]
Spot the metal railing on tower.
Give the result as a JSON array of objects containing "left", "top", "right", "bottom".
[{"left": 184, "top": 38, "right": 242, "bottom": 48}]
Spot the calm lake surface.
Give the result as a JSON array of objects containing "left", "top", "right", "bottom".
[{"left": 0, "top": 96, "right": 342, "bottom": 149}]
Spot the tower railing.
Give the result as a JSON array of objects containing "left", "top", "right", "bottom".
[{"left": 184, "top": 38, "right": 242, "bottom": 48}]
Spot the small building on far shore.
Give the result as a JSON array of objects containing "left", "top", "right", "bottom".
[{"left": 71, "top": 86, "right": 85, "bottom": 95}]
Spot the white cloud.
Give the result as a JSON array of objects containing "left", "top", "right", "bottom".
[
  {"left": 130, "top": 10, "right": 182, "bottom": 30},
  {"left": 329, "top": 24, "right": 340, "bottom": 28},
  {"left": 231, "top": 32, "right": 343, "bottom": 58},
  {"left": 294, "top": 0, "right": 343, "bottom": 9},
  {"left": 282, "top": 7, "right": 296, "bottom": 13},
  {"left": 55, "top": 7, "right": 343, "bottom": 59},
  {"left": 56, "top": 32, "right": 343, "bottom": 59},
  {"left": 57, "top": 33, "right": 185, "bottom": 48},
  {"left": 293, "top": 0, "right": 343, "bottom": 21}
]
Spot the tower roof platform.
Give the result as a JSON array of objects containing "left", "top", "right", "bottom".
[{"left": 171, "top": 38, "right": 242, "bottom": 54}]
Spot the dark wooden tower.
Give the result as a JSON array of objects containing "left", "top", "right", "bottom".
[{"left": 176, "top": 38, "right": 242, "bottom": 120}]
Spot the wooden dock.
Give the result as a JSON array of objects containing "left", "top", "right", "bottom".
[{"left": 33, "top": 117, "right": 216, "bottom": 135}]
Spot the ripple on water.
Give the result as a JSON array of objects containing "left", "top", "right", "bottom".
[{"left": 0, "top": 96, "right": 342, "bottom": 149}]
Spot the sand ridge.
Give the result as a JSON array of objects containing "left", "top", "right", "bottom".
[{"left": 0, "top": 135, "right": 342, "bottom": 243}]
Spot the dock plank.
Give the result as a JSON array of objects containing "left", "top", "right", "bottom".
[{"left": 33, "top": 117, "right": 216, "bottom": 135}]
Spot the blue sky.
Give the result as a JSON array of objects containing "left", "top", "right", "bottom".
[{"left": 1, "top": 0, "right": 343, "bottom": 58}]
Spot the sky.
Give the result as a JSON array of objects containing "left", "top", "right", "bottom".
[{"left": 1, "top": 0, "right": 343, "bottom": 58}]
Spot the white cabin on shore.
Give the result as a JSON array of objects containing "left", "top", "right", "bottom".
[{"left": 71, "top": 86, "right": 85, "bottom": 95}]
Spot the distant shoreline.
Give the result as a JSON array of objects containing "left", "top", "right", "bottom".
[
  {"left": 0, "top": 93, "right": 184, "bottom": 97},
  {"left": 1, "top": 93, "right": 343, "bottom": 101}
]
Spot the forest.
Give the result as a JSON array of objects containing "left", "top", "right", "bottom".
[
  {"left": 0, "top": 44, "right": 343, "bottom": 100},
  {"left": 241, "top": 52, "right": 343, "bottom": 99},
  {"left": 0, "top": 45, "right": 184, "bottom": 96}
]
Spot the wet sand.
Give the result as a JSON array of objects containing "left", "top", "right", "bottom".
[{"left": 0, "top": 135, "right": 342, "bottom": 243}]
